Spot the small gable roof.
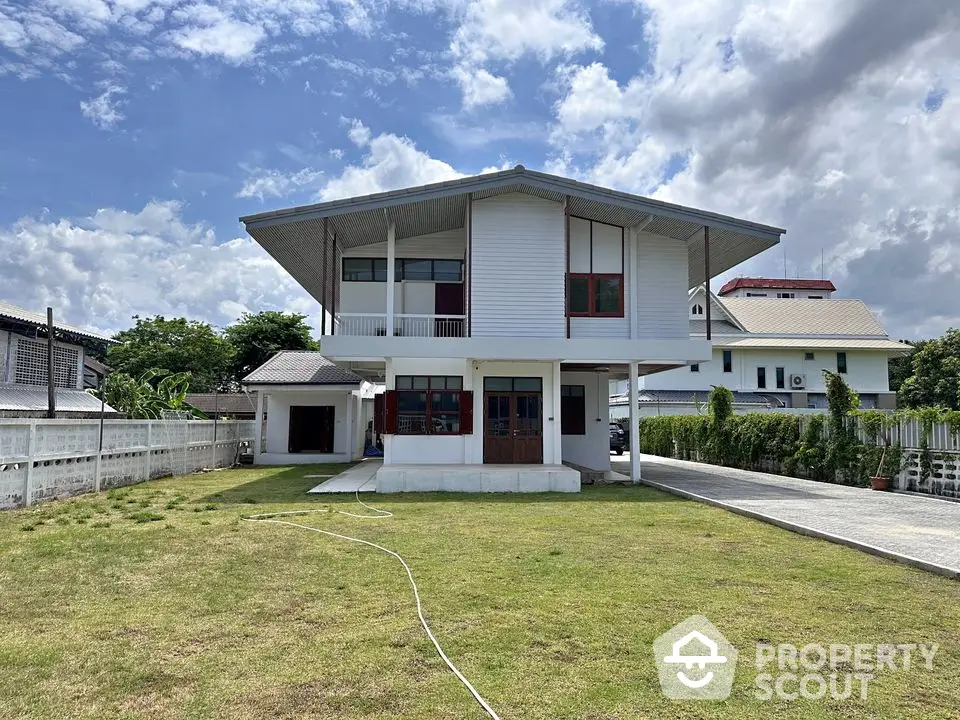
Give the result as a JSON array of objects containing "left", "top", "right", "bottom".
[{"left": 242, "top": 352, "right": 364, "bottom": 386}]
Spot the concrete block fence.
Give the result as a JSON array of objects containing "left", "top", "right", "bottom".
[{"left": 0, "top": 419, "right": 255, "bottom": 509}]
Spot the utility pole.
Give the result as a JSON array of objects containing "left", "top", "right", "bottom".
[{"left": 46, "top": 307, "right": 56, "bottom": 419}]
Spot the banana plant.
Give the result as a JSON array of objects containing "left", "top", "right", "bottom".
[{"left": 92, "top": 369, "right": 207, "bottom": 419}]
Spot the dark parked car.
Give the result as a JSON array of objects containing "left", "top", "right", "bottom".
[{"left": 609, "top": 422, "right": 627, "bottom": 455}]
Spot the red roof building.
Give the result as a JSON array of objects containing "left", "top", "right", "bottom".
[{"left": 718, "top": 277, "right": 837, "bottom": 296}]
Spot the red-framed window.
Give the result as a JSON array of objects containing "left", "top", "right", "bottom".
[
  {"left": 567, "top": 274, "right": 624, "bottom": 317},
  {"left": 377, "top": 376, "right": 474, "bottom": 436}
]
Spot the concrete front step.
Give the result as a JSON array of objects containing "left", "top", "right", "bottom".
[{"left": 376, "top": 464, "right": 581, "bottom": 493}]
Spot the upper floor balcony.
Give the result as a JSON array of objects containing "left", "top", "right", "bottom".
[{"left": 336, "top": 313, "right": 466, "bottom": 338}]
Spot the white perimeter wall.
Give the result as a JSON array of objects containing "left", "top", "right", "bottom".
[
  {"left": 384, "top": 358, "right": 563, "bottom": 465},
  {"left": 641, "top": 348, "right": 892, "bottom": 393},
  {"left": 471, "top": 193, "right": 566, "bottom": 338},
  {"left": 263, "top": 390, "right": 361, "bottom": 460},
  {"left": 560, "top": 370, "right": 610, "bottom": 472}
]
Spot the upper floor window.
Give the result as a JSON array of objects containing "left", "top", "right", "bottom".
[
  {"left": 776, "top": 367, "right": 785, "bottom": 389},
  {"left": 342, "top": 258, "right": 463, "bottom": 283},
  {"left": 690, "top": 364, "right": 700, "bottom": 373},
  {"left": 808, "top": 295, "right": 823, "bottom": 300},
  {"left": 567, "top": 216, "right": 624, "bottom": 318},
  {"left": 568, "top": 275, "right": 624, "bottom": 317},
  {"left": 805, "top": 352, "right": 816, "bottom": 361},
  {"left": 691, "top": 303, "right": 704, "bottom": 316},
  {"left": 722, "top": 350, "right": 732, "bottom": 373},
  {"left": 757, "top": 367, "right": 767, "bottom": 389},
  {"left": 777, "top": 292, "right": 796, "bottom": 299},
  {"left": 837, "top": 352, "right": 848, "bottom": 374},
  {"left": 746, "top": 292, "right": 768, "bottom": 297}
]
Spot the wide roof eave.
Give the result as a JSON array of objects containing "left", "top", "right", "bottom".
[{"left": 240, "top": 165, "right": 785, "bottom": 242}]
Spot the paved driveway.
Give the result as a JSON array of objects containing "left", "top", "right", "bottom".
[{"left": 612, "top": 453, "right": 960, "bottom": 578}]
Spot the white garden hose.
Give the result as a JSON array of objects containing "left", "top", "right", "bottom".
[{"left": 242, "top": 491, "right": 501, "bottom": 720}]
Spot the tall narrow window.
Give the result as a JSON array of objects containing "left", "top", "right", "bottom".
[
  {"left": 691, "top": 303, "right": 704, "bottom": 316},
  {"left": 837, "top": 352, "right": 848, "bottom": 374},
  {"left": 722, "top": 350, "right": 732, "bottom": 373},
  {"left": 757, "top": 367, "right": 767, "bottom": 389},
  {"left": 776, "top": 367, "right": 785, "bottom": 389},
  {"left": 566, "top": 217, "right": 624, "bottom": 318},
  {"left": 560, "top": 385, "right": 586, "bottom": 435}
]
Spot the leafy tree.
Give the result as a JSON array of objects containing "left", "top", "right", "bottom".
[
  {"left": 107, "top": 316, "right": 234, "bottom": 392},
  {"left": 224, "top": 311, "right": 319, "bottom": 381},
  {"left": 887, "top": 340, "right": 923, "bottom": 395},
  {"left": 94, "top": 370, "right": 205, "bottom": 419},
  {"left": 899, "top": 329, "right": 960, "bottom": 410}
]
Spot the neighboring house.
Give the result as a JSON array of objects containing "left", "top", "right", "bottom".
[
  {"left": 185, "top": 393, "right": 258, "bottom": 420},
  {"left": 240, "top": 165, "right": 785, "bottom": 490},
  {"left": 717, "top": 277, "right": 836, "bottom": 299},
  {"left": 612, "top": 279, "right": 909, "bottom": 417},
  {"left": 0, "top": 301, "right": 119, "bottom": 418},
  {"left": 241, "top": 352, "right": 366, "bottom": 464}
]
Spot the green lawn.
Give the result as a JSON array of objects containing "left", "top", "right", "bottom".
[{"left": 1, "top": 464, "right": 958, "bottom": 719}]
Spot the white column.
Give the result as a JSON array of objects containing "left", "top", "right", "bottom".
[
  {"left": 345, "top": 391, "right": 354, "bottom": 460},
  {"left": 629, "top": 361, "right": 641, "bottom": 483},
  {"left": 254, "top": 390, "right": 264, "bottom": 463},
  {"left": 386, "top": 222, "right": 396, "bottom": 336},
  {"left": 552, "top": 360, "right": 562, "bottom": 465}
]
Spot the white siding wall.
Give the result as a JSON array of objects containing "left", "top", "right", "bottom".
[
  {"left": 641, "top": 349, "right": 892, "bottom": 393},
  {"left": 634, "top": 232, "right": 689, "bottom": 339},
  {"left": 560, "top": 370, "right": 610, "bottom": 471},
  {"left": 471, "top": 193, "right": 566, "bottom": 338}
]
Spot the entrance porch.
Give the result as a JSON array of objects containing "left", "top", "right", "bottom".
[{"left": 376, "top": 463, "right": 580, "bottom": 493}]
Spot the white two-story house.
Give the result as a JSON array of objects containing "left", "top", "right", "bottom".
[
  {"left": 241, "top": 166, "right": 784, "bottom": 491},
  {"left": 611, "top": 279, "right": 909, "bottom": 417}
]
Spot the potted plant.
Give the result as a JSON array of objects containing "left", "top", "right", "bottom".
[{"left": 869, "top": 445, "right": 890, "bottom": 490}]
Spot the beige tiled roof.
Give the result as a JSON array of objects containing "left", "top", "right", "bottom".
[{"left": 719, "top": 298, "right": 889, "bottom": 336}]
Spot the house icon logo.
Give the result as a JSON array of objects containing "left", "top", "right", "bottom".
[{"left": 653, "top": 615, "right": 738, "bottom": 700}]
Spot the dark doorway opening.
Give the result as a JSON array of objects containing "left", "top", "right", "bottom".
[
  {"left": 434, "top": 282, "right": 465, "bottom": 337},
  {"left": 288, "top": 405, "right": 335, "bottom": 454}
]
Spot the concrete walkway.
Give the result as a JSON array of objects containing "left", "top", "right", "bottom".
[
  {"left": 613, "top": 453, "right": 960, "bottom": 578},
  {"left": 308, "top": 460, "right": 380, "bottom": 494}
]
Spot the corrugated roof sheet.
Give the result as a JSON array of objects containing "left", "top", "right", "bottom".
[
  {"left": 0, "top": 300, "right": 114, "bottom": 343},
  {"left": 718, "top": 298, "right": 889, "bottom": 336},
  {"left": 242, "top": 352, "right": 365, "bottom": 386},
  {"left": 718, "top": 277, "right": 836, "bottom": 294},
  {"left": 0, "top": 385, "right": 119, "bottom": 412}
]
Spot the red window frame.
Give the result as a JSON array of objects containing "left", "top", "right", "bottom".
[
  {"left": 388, "top": 376, "right": 473, "bottom": 436},
  {"left": 566, "top": 273, "right": 624, "bottom": 318}
]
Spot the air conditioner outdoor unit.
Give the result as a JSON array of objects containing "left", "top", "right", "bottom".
[{"left": 790, "top": 374, "right": 806, "bottom": 390}]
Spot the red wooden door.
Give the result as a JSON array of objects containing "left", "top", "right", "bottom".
[
  {"left": 434, "top": 283, "right": 464, "bottom": 337},
  {"left": 482, "top": 392, "right": 543, "bottom": 464}
]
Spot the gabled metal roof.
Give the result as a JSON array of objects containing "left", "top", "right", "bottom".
[
  {"left": 0, "top": 300, "right": 115, "bottom": 344},
  {"left": 0, "top": 384, "right": 119, "bottom": 412},
  {"left": 240, "top": 166, "right": 785, "bottom": 304},
  {"left": 242, "top": 351, "right": 365, "bottom": 386}
]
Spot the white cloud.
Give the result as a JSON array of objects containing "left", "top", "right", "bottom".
[
  {"left": 169, "top": 8, "right": 266, "bottom": 62},
  {"left": 236, "top": 166, "right": 325, "bottom": 201},
  {"left": 0, "top": 200, "right": 319, "bottom": 334},
  {"left": 452, "top": 66, "right": 511, "bottom": 108},
  {"left": 448, "top": 0, "right": 603, "bottom": 108},
  {"left": 317, "top": 120, "right": 463, "bottom": 200},
  {"left": 79, "top": 83, "right": 126, "bottom": 130},
  {"left": 549, "top": 0, "right": 960, "bottom": 337}
]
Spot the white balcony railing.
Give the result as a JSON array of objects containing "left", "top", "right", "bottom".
[{"left": 335, "top": 313, "right": 466, "bottom": 338}]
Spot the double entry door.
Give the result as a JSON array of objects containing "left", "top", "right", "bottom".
[{"left": 483, "top": 377, "right": 543, "bottom": 464}]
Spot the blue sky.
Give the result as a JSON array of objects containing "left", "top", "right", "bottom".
[{"left": 0, "top": 1, "right": 957, "bottom": 339}]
